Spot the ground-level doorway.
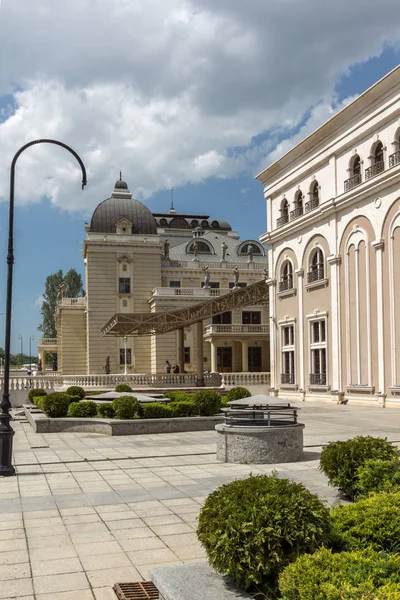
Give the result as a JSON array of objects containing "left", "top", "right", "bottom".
[
  {"left": 248, "top": 346, "right": 262, "bottom": 372},
  {"left": 217, "top": 347, "right": 232, "bottom": 372}
]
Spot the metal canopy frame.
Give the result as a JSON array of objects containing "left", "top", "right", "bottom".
[{"left": 102, "top": 279, "right": 269, "bottom": 337}]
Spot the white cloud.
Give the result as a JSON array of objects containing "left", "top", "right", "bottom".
[
  {"left": 0, "top": 0, "right": 399, "bottom": 212},
  {"left": 34, "top": 295, "right": 44, "bottom": 308}
]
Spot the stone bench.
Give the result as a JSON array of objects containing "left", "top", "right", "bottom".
[{"left": 150, "top": 562, "right": 252, "bottom": 600}]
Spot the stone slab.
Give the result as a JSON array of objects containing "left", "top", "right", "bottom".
[{"left": 150, "top": 561, "right": 252, "bottom": 600}]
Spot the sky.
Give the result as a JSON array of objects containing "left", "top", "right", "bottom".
[{"left": 0, "top": 1, "right": 399, "bottom": 354}]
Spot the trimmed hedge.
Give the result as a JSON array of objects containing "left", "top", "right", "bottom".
[
  {"left": 192, "top": 390, "right": 222, "bottom": 416},
  {"left": 68, "top": 401, "right": 97, "bottom": 418},
  {"left": 28, "top": 388, "right": 47, "bottom": 402},
  {"left": 169, "top": 401, "right": 197, "bottom": 417},
  {"left": 279, "top": 547, "right": 400, "bottom": 600},
  {"left": 41, "top": 393, "right": 71, "bottom": 418},
  {"left": 97, "top": 403, "right": 115, "bottom": 418},
  {"left": 65, "top": 386, "right": 85, "bottom": 399},
  {"left": 226, "top": 386, "right": 251, "bottom": 402},
  {"left": 163, "top": 391, "right": 193, "bottom": 402},
  {"left": 319, "top": 436, "right": 398, "bottom": 500},
  {"left": 141, "top": 403, "right": 173, "bottom": 419},
  {"left": 115, "top": 383, "right": 133, "bottom": 393},
  {"left": 197, "top": 474, "right": 331, "bottom": 596},
  {"left": 112, "top": 396, "right": 140, "bottom": 419},
  {"left": 330, "top": 491, "right": 400, "bottom": 554},
  {"left": 356, "top": 458, "right": 400, "bottom": 498}
]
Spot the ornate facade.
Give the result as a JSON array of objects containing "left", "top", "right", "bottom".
[{"left": 258, "top": 65, "right": 400, "bottom": 406}]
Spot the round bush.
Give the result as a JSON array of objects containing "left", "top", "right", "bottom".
[
  {"left": 356, "top": 458, "right": 400, "bottom": 498},
  {"left": 330, "top": 491, "right": 400, "bottom": 554},
  {"left": 192, "top": 390, "right": 222, "bottom": 416},
  {"left": 319, "top": 436, "right": 398, "bottom": 500},
  {"left": 65, "top": 386, "right": 85, "bottom": 399},
  {"left": 163, "top": 391, "right": 193, "bottom": 402},
  {"left": 141, "top": 403, "right": 174, "bottom": 419},
  {"left": 68, "top": 401, "right": 98, "bottom": 418},
  {"left": 97, "top": 403, "right": 115, "bottom": 419},
  {"left": 34, "top": 397, "right": 45, "bottom": 411},
  {"left": 28, "top": 388, "right": 47, "bottom": 402},
  {"left": 197, "top": 474, "right": 331, "bottom": 596},
  {"left": 112, "top": 396, "right": 140, "bottom": 419},
  {"left": 226, "top": 386, "right": 251, "bottom": 402},
  {"left": 169, "top": 401, "right": 197, "bottom": 417},
  {"left": 279, "top": 547, "right": 400, "bottom": 600},
  {"left": 41, "top": 393, "right": 71, "bottom": 418},
  {"left": 115, "top": 383, "right": 133, "bottom": 393}
]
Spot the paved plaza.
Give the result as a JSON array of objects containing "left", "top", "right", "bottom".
[{"left": 0, "top": 402, "right": 399, "bottom": 600}]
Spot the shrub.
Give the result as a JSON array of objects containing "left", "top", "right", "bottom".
[
  {"left": 68, "top": 396, "right": 82, "bottom": 404},
  {"left": 33, "top": 397, "right": 45, "bottom": 410},
  {"left": 163, "top": 391, "right": 193, "bottom": 402},
  {"left": 192, "top": 390, "right": 222, "bottom": 416},
  {"left": 141, "top": 403, "right": 174, "bottom": 419},
  {"left": 319, "top": 436, "right": 398, "bottom": 500},
  {"left": 65, "top": 386, "right": 85, "bottom": 399},
  {"left": 112, "top": 396, "right": 140, "bottom": 419},
  {"left": 41, "top": 393, "right": 71, "bottom": 418},
  {"left": 279, "top": 547, "right": 400, "bottom": 600},
  {"left": 169, "top": 401, "right": 197, "bottom": 417},
  {"left": 115, "top": 383, "right": 133, "bottom": 393},
  {"left": 28, "top": 388, "right": 47, "bottom": 402},
  {"left": 330, "top": 491, "right": 400, "bottom": 554},
  {"left": 68, "top": 401, "right": 98, "bottom": 418},
  {"left": 226, "top": 386, "right": 251, "bottom": 402},
  {"left": 356, "top": 458, "right": 400, "bottom": 498},
  {"left": 197, "top": 474, "right": 331, "bottom": 596},
  {"left": 97, "top": 403, "right": 115, "bottom": 419}
]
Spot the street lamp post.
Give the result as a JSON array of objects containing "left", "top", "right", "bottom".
[
  {"left": 18, "top": 334, "right": 23, "bottom": 368},
  {"left": 123, "top": 336, "right": 128, "bottom": 375},
  {"left": 0, "top": 139, "right": 87, "bottom": 476}
]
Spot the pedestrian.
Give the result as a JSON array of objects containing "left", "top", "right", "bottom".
[
  {"left": 165, "top": 360, "right": 171, "bottom": 374},
  {"left": 173, "top": 364, "right": 180, "bottom": 374}
]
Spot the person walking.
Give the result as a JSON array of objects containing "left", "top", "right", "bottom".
[{"left": 165, "top": 360, "right": 171, "bottom": 374}]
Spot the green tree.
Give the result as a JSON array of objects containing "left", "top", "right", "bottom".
[{"left": 38, "top": 269, "right": 84, "bottom": 338}]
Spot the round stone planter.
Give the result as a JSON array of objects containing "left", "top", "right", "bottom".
[{"left": 216, "top": 422, "right": 305, "bottom": 464}]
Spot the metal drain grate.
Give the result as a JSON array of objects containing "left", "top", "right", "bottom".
[{"left": 114, "top": 582, "right": 159, "bottom": 600}]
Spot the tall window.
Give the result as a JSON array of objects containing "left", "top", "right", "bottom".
[
  {"left": 309, "top": 319, "right": 327, "bottom": 385},
  {"left": 306, "top": 181, "right": 319, "bottom": 211},
  {"left": 169, "top": 281, "right": 181, "bottom": 288},
  {"left": 281, "top": 325, "right": 295, "bottom": 384},
  {"left": 119, "top": 348, "right": 132, "bottom": 365},
  {"left": 184, "top": 347, "right": 191, "bottom": 363},
  {"left": 307, "top": 248, "right": 324, "bottom": 283},
  {"left": 291, "top": 190, "right": 303, "bottom": 220},
  {"left": 213, "top": 311, "right": 232, "bottom": 325},
  {"left": 119, "top": 277, "right": 131, "bottom": 294},
  {"left": 188, "top": 240, "right": 212, "bottom": 254},
  {"left": 279, "top": 260, "right": 293, "bottom": 292},
  {"left": 242, "top": 311, "right": 261, "bottom": 325},
  {"left": 277, "top": 199, "right": 289, "bottom": 227},
  {"left": 353, "top": 155, "right": 361, "bottom": 176},
  {"left": 345, "top": 154, "right": 362, "bottom": 191},
  {"left": 366, "top": 141, "right": 384, "bottom": 179},
  {"left": 389, "top": 130, "right": 400, "bottom": 168}
]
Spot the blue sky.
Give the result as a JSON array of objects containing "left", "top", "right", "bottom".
[{"left": 0, "top": 1, "right": 399, "bottom": 354}]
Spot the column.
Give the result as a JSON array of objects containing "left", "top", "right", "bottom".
[
  {"left": 295, "top": 269, "right": 304, "bottom": 392},
  {"left": 327, "top": 255, "right": 342, "bottom": 394},
  {"left": 177, "top": 328, "right": 185, "bottom": 373},
  {"left": 372, "top": 241, "right": 385, "bottom": 400},
  {"left": 196, "top": 321, "right": 205, "bottom": 387},
  {"left": 266, "top": 279, "right": 276, "bottom": 389},
  {"left": 42, "top": 351, "right": 46, "bottom": 372},
  {"left": 242, "top": 340, "right": 249, "bottom": 372},
  {"left": 210, "top": 341, "right": 217, "bottom": 373}
]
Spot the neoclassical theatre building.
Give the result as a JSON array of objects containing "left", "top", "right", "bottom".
[
  {"left": 42, "top": 179, "right": 269, "bottom": 375},
  {"left": 258, "top": 65, "right": 400, "bottom": 406}
]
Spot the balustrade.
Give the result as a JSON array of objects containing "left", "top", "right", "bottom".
[
  {"left": 309, "top": 373, "right": 327, "bottom": 385},
  {"left": 389, "top": 150, "right": 400, "bottom": 168},
  {"left": 344, "top": 173, "right": 362, "bottom": 192},
  {"left": 204, "top": 324, "right": 269, "bottom": 335},
  {"left": 290, "top": 206, "right": 303, "bottom": 221},
  {"left": 220, "top": 372, "right": 271, "bottom": 387},
  {"left": 276, "top": 214, "right": 289, "bottom": 228},
  {"left": 281, "top": 373, "right": 295, "bottom": 384},
  {"left": 279, "top": 277, "right": 293, "bottom": 292},
  {"left": 305, "top": 196, "right": 319, "bottom": 212},
  {"left": 365, "top": 160, "right": 384, "bottom": 180},
  {"left": 307, "top": 268, "right": 325, "bottom": 283}
]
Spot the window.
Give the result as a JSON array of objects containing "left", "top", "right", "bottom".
[
  {"left": 202, "top": 281, "right": 220, "bottom": 289},
  {"left": 277, "top": 198, "right": 289, "bottom": 228},
  {"left": 188, "top": 240, "right": 212, "bottom": 254},
  {"left": 307, "top": 248, "right": 324, "bottom": 283},
  {"left": 119, "top": 277, "right": 131, "bottom": 294},
  {"left": 169, "top": 281, "right": 181, "bottom": 288},
  {"left": 366, "top": 141, "right": 384, "bottom": 179},
  {"left": 345, "top": 154, "right": 362, "bottom": 191},
  {"left": 213, "top": 311, "right": 232, "bottom": 325},
  {"left": 389, "top": 130, "right": 400, "bottom": 168},
  {"left": 119, "top": 348, "right": 132, "bottom": 365},
  {"left": 309, "top": 319, "right": 327, "bottom": 385},
  {"left": 291, "top": 190, "right": 303, "bottom": 220},
  {"left": 281, "top": 325, "right": 295, "bottom": 384},
  {"left": 242, "top": 311, "right": 261, "bottom": 325},
  {"left": 306, "top": 181, "right": 319, "bottom": 212},
  {"left": 279, "top": 260, "right": 293, "bottom": 292},
  {"left": 239, "top": 243, "right": 262, "bottom": 255},
  {"left": 229, "top": 282, "right": 247, "bottom": 289},
  {"left": 184, "top": 347, "right": 191, "bottom": 363}
]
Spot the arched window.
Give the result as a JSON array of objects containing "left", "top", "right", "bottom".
[
  {"left": 291, "top": 191, "right": 303, "bottom": 220},
  {"left": 279, "top": 260, "right": 293, "bottom": 292},
  {"left": 239, "top": 243, "right": 262, "bottom": 256},
  {"left": 187, "top": 240, "right": 212, "bottom": 254},
  {"left": 366, "top": 141, "right": 384, "bottom": 180},
  {"left": 344, "top": 155, "right": 362, "bottom": 191},
  {"left": 390, "top": 129, "right": 400, "bottom": 168},
  {"left": 277, "top": 199, "right": 289, "bottom": 228},
  {"left": 307, "top": 248, "right": 324, "bottom": 283},
  {"left": 306, "top": 181, "right": 319, "bottom": 212}
]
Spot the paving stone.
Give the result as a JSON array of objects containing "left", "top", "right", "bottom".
[
  {"left": 2, "top": 562, "right": 31, "bottom": 581},
  {"left": 128, "top": 547, "right": 179, "bottom": 566},
  {"left": 0, "top": 578, "right": 33, "bottom": 599},
  {"left": 86, "top": 566, "right": 141, "bottom": 588},
  {"left": 80, "top": 552, "right": 132, "bottom": 571},
  {"left": 0, "top": 549, "right": 29, "bottom": 565},
  {"left": 75, "top": 541, "right": 123, "bottom": 557},
  {"left": 36, "top": 590, "right": 95, "bottom": 600}
]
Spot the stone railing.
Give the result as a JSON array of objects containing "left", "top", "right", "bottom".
[
  {"left": 38, "top": 338, "right": 58, "bottom": 346},
  {"left": 59, "top": 297, "right": 86, "bottom": 307},
  {"left": 152, "top": 287, "right": 232, "bottom": 298},
  {"left": 220, "top": 372, "right": 271, "bottom": 387},
  {"left": 0, "top": 375, "right": 63, "bottom": 391},
  {"left": 60, "top": 372, "right": 222, "bottom": 389},
  {"left": 204, "top": 324, "right": 269, "bottom": 335}
]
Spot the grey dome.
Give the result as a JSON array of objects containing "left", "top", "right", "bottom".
[
  {"left": 90, "top": 180, "right": 157, "bottom": 235},
  {"left": 114, "top": 179, "right": 128, "bottom": 190}
]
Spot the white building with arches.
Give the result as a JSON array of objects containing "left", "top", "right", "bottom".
[{"left": 257, "top": 65, "right": 400, "bottom": 406}]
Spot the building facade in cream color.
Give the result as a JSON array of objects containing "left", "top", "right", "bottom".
[
  {"left": 49, "top": 179, "right": 269, "bottom": 375},
  {"left": 257, "top": 65, "right": 400, "bottom": 406}
]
